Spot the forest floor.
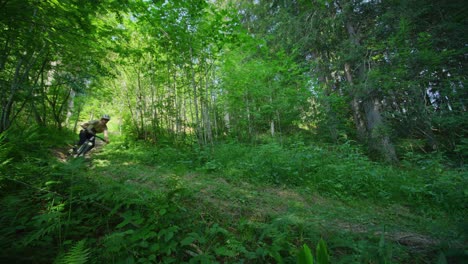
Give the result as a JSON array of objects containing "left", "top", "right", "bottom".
[{"left": 64, "top": 142, "right": 465, "bottom": 262}]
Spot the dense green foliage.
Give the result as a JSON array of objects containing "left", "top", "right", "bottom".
[
  {"left": 0, "top": 0, "right": 467, "bottom": 263},
  {"left": 0, "top": 130, "right": 466, "bottom": 263}
]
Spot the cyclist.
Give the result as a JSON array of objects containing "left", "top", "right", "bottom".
[{"left": 73, "top": 114, "right": 110, "bottom": 153}]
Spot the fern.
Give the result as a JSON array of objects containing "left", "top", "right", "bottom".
[{"left": 55, "top": 240, "right": 90, "bottom": 264}]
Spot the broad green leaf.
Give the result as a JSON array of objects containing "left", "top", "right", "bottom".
[
  {"left": 297, "top": 244, "right": 313, "bottom": 264},
  {"left": 316, "top": 239, "right": 329, "bottom": 264}
]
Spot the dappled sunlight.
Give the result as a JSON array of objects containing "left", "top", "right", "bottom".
[{"left": 93, "top": 159, "right": 111, "bottom": 168}]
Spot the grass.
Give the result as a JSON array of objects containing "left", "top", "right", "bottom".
[
  {"left": 0, "top": 129, "right": 465, "bottom": 263},
  {"left": 85, "top": 137, "right": 466, "bottom": 263}
]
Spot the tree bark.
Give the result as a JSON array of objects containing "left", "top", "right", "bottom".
[
  {"left": 189, "top": 46, "right": 202, "bottom": 145},
  {"left": 364, "top": 96, "right": 398, "bottom": 162},
  {"left": 344, "top": 18, "right": 398, "bottom": 163}
]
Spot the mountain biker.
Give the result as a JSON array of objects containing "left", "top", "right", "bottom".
[{"left": 73, "top": 114, "right": 110, "bottom": 153}]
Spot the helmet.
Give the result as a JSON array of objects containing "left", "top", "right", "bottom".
[{"left": 101, "top": 114, "right": 111, "bottom": 120}]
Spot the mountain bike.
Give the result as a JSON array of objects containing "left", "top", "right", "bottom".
[{"left": 73, "top": 134, "right": 105, "bottom": 158}]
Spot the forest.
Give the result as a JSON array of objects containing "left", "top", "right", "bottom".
[{"left": 0, "top": 0, "right": 466, "bottom": 263}]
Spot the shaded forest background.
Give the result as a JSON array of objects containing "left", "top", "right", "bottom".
[
  {"left": 0, "top": 0, "right": 466, "bottom": 263},
  {"left": 1, "top": 0, "right": 466, "bottom": 162}
]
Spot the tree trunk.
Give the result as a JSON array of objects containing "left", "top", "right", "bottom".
[
  {"left": 344, "top": 63, "right": 367, "bottom": 141},
  {"left": 363, "top": 96, "right": 398, "bottom": 162},
  {"left": 137, "top": 68, "right": 146, "bottom": 139},
  {"left": 344, "top": 19, "right": 398, "bottom": 163},
  {"left": 189, "top": 46, "right": 202, "bottom": 145}
]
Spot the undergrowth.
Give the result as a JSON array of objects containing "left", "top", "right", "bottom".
[
  {"left": 0, "top": 127, "right": 466, "bottom": 263},
  {"left": 193, "top": 141, "right": 467, "bottom": 220}
]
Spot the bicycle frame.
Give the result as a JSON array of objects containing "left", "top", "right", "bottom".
[{"left": 74, "top": 134, "right": 105, "bottom": 158}]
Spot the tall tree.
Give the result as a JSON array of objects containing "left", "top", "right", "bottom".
[
  {"left": 102, "top": 0, "right": 237, "bottom": 145},
  {"left": 0, "top": 0, "right": 129, "bottom": 132},
  {"left": 231, "top": 0, "right": 466, "bottom": 162}
]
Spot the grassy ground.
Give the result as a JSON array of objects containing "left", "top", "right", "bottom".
[
  {"left": 83, "top": 139, "right": 466, "bottom": 263},
  {"left": 3, "top": 127, "right": 462, "bottom": 263}
]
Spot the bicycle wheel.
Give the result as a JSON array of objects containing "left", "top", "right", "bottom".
[{"left": 75, "top": 142, "right": 91, "bottom": 157}]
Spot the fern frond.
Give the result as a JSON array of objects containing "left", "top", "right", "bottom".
[{"left": 55, "top": 240, "right": 90, "bottom": 264}]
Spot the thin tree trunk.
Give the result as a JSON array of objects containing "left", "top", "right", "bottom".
[
  {"left": 269, "top": 95, "right": 275, "bottom": 137},
  {"left": 137, "top": 68, "right": 146, "bottom": 139},
  {"left": 344, "top": 63, "right": 367, "bottom": 141},
  {"left": 205, "top": 68, "right": 213, "bottom": 145},
  {"left": 1, "top": 45, "right": 44, "bottom": 132},
  {"left": 66, "top": 89, "right": 75, "bottom": 128},
  {"left": 189, "top": 46, "right": 202, "bottom": 145},
  {"left": 122, "top": 81, "right": 140, "bottom": 136},
  {"left": 73, "top": 104, "right": 82, "bottom": 132},
  {"left": 149, "top": 56, "right": 159, "bottom": 142}
]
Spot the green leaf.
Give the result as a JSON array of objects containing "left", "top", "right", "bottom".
[
  {"left": 215, "top": 246, "right": 236, "bottom": 257},
  {"left": 55, "top": 240, "right": 90, "bottom": 264},
  {"left": 316, "top": 239, "right": 329, "bottom": 264},
  {"left": 164, "top": 231, "right": 174, "bottom": 242},
  {"left": 436, "top": 252, "right": 448, "bottom": 264},
  {"left": 140, "top": 240, "right": 149, "bottom": 248},
  {"left": 297, "top": 244, "right": 313, "bottom": 264},
  {"left": 181, "top": 235, "right": 196, "bottom": 246},
  {"left": 149, "top": 243, "right": 160, "bottom": 252},
  {"left": 272, "top": 251, "right": 284, "bottom": 264},
  {"left": 45, "top": 181, "right": 61, "bottom": 186},
  {"left": 116, "top": 218, "right": 131, "bottom": 229}
]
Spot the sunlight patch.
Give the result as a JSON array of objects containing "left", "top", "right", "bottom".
[{"left": 93, "top": 159, "right": 110, "bottom": 167}]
